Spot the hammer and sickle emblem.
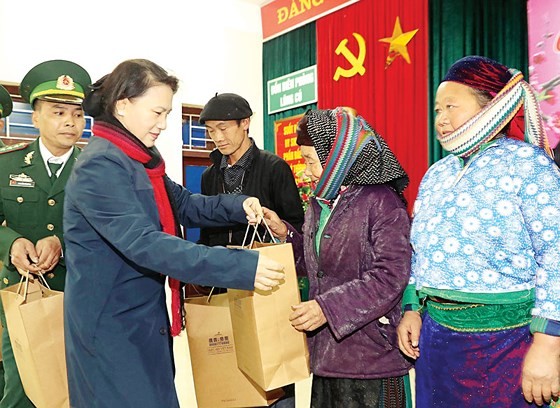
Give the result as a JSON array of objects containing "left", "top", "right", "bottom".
[{"left": 333, "top": 33, "right": 366, "bottom": 81}]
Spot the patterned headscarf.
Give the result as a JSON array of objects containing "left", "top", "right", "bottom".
[
  {"left": 438, "top": 55, "right": 552, "bottom": 158},
  {"left": 304, "top": 108, "right": 408, "bottom": 200},
  {"left": 442, "top": 55, "right": 512, "bottom": 96}
]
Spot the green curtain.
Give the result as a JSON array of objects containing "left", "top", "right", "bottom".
[
  {"left": 262, "top": 23, "right": 317, "bottom": 152},
  {"left": 429, "top": 0, "right": 528, "bottom": 163}
]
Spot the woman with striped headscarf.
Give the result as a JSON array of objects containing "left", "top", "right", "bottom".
[
  {"left": 397, "top": 56, "right": 560, "bottom": 407},
  {"left": 263, "top": 107, "right": 412, "bottom": 408}
]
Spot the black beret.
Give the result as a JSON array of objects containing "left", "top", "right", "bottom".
[{"left": 199, "top": 93, "right": 253, "bottom": 124}]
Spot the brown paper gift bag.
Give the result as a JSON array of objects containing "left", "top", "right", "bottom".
[
  {"left": 0, "top": 274, "right": 68, "bottom": 408},
  {"left": 185, "top": 293, "right": 284, "bottom": 407},
  {"left": 228, "top": 242, "right": 310, "bottom": 391}
]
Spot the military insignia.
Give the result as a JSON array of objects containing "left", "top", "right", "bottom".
[
  {"left": 9, "top": 173, "right": 35, "bottom": 188},
  {"left": 0, "top": 142, "right": 28, "bottom": 154},
  {"left": 56, "top": 75, "right": 75, "bottom": 91},
  {"left": 24, "top": 150, "right": 34, "bottom": 165}
]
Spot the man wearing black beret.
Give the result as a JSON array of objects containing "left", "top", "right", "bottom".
[
  {"left": 198, "top": 92, "right": 303, "bottom": 407},
  {"left": 199, "top": 92, "right": 303, "bottom": 247}
]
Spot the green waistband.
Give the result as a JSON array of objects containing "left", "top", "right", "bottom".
[{"left": 426, "top": 298, "right": 533, "bottom": 332}]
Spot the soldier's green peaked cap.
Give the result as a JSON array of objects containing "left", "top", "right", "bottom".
[
  {"left": 0, "top": 85, "right": 12, "bottom": 118},
  {"left": 19, "top": 59, "right": 91, "bottom": 106}
]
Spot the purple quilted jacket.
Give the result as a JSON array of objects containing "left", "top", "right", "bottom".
[{"left": 287, "top": 184, "right": 412, "bottom": 378}]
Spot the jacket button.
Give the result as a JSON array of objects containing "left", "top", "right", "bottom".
[
  {"left": 47, "top": 224, "right": 55, "bottom": 231},
  {"left": 48, "top": 199, "right": 56, "bottom": 206},
  {"left": 47, "top": 273, "right": 55, "bottom": 279},
  {"left": 317, "top": 270, "right": 325, "bottom": 278},
  {"left": 159, "top": 327, "right": 167, "bottom": 335},
  {"left": 3, "top": 278, "right": 8, "bottom": 285},
  {"left": 16, "top": 196, "right": 24, "bottom": 203}
]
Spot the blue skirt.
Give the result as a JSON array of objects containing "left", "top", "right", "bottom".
[{"left": 415, "top": 314, "right": 548, "bottom": 407}]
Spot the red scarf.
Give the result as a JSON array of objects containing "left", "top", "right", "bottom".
[{"left": 93, "top": 121, "right": 183, "bottom": 336}]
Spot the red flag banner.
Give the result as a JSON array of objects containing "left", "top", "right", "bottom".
[
  {"left": 316, "top": 0, "right": 428, "bottom": 207},
  {"left": 274, "top": 114, "right": 314, "bottom": 208},
  {"left": 262, "top": 0, "right": 359, "bottom": 42},
  {"left": 274, "top": 114, "right": 306, "bottom": 181}
]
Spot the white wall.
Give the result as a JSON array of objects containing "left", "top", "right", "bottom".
[{"left": 0, "top": 0, "right": 264, "bottom": 183}]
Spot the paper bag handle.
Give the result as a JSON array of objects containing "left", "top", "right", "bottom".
[
  {"left": 261, "top": 218, "right": 276, "bottom": 243},
  {"left": 14, "top": 268, "right": 51, "bottom": 300},
  {"left": 241, "top": 218, "right": 277, "bottom": 248},
  {"left": 37, "top": 273, "right": 50, "bottom": 289},
  {"left": 15, "top": 274, "right": 30, "bottom": 300},
  {"left": 241, "top": 223, "right": 262, "bottom": 248}
]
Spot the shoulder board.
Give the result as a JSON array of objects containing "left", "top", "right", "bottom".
[{"left": 0, "top": 142, "right": 29, "bottom": 155}]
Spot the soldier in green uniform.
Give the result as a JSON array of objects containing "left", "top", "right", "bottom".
[
  {"left": 0, "top": 60, "right": 91, "bottom": 407},
  {"left": 0, "top": 85, "right": 13, "bottom": 147},
  {"left": 0, "top": 85, "right": 12, "bottom": 395}
]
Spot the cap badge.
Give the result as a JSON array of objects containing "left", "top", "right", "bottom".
[{"left": 56, "top": 75, "right": 75, "bottom": 91}]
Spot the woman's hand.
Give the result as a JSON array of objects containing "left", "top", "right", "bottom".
[
  {"left": 522, "top": 333, "right": 560, "bottom": 406},
  {"left": 262, "top": 207, "right": 289, "bottom": 240},
  {"left": 254, "top": 254, "right": 285, "bottom": 291},
  {"left": 243, "top": 197, "right": 263, "bottom": 225},
  {"left": 289, "top": 300, "right": 327, "bottom": 332},
  {"left": 397, "top": 311, "right": 422, "bottom": 359}
]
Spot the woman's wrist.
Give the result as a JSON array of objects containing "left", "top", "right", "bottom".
[{"left": 276, "top": 223, "right": 289, "bottom": 241}]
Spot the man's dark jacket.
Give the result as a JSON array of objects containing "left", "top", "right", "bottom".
[{"left": 199, "top": 142, "right": 304, "bottom": 247}]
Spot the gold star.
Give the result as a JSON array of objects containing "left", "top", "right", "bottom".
[{"left": 379, "top": 16, "right": 419, "bottom": 68}]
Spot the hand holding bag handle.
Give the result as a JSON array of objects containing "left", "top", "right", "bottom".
[
  {"left": 13, "top": 269, "right": 50, "bottom": 303},
  {"left": 2, "top": 267, "right": 69, "bottom": 408}
]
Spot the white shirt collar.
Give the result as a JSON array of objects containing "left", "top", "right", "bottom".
[{"left": 38, "top": 138, "right": 73, "bottom": 177}]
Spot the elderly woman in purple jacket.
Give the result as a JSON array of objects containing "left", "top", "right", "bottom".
[{"left": 264, "top": 107, "right": 412, "bottom": 408}]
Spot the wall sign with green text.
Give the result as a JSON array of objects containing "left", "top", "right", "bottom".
[{"left": 267, "top": 65, "right": 317, "bottom": 114}]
